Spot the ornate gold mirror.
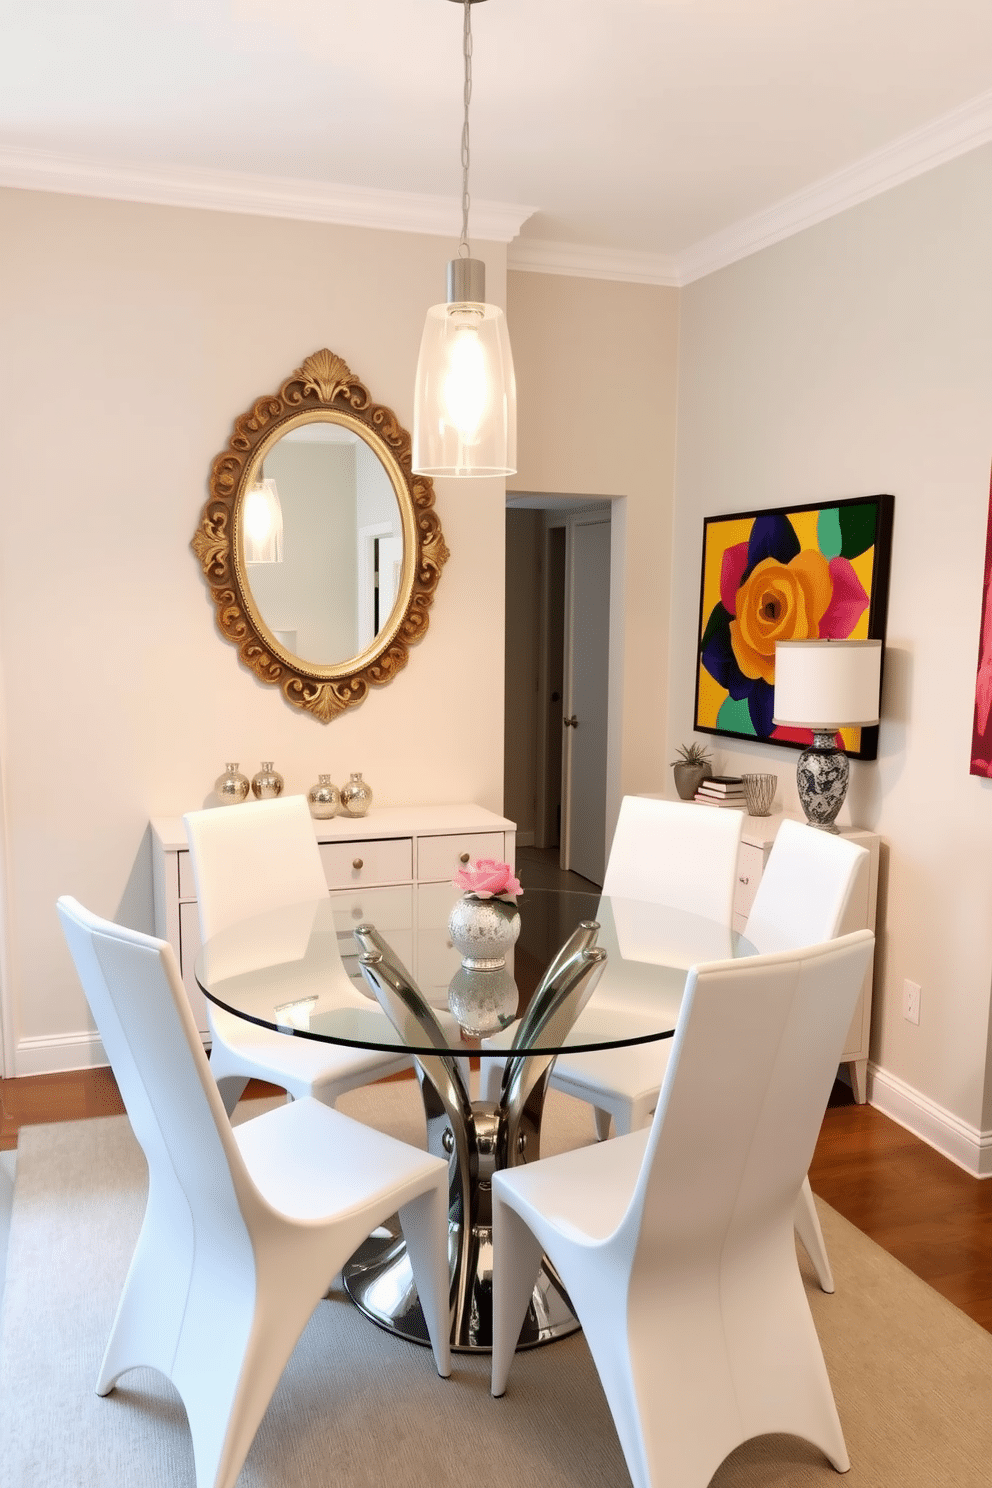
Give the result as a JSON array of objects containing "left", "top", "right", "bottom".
[{"left": 192, "top": 349, "right": 449, "bottom": 722}]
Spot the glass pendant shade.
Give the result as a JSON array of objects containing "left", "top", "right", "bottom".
[
  {"left": 243, "top": 477, "right": 284, "bottom": 564},
  {"left": 413, "top": 259, "right": 517, "bottom": 478}
]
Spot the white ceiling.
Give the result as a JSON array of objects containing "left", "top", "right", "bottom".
[{"left": 1, "top": 1, "right": 990, "bottom": 283}]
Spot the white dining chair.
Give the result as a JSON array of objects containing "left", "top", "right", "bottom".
[
  {"left": 516, "top": 815, "right": 868, "bottom": 1293},
  {"left": 184, "top": 795, "right": 413, "bottom": 1115},
  {"left": 743, "top": 818, "right": 870, "bottom": 1294},
  {"left": 491, "top": 929, "right": 876, "bottom": 1488},
  {"left": 56, "top": 896, "right": 451, "bottom": 1488},
  {"left": 479, "top": 795, "right": 744, "bottom": 1136}
]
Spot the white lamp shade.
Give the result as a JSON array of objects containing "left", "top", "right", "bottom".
[
  {"left": 772, "top": 639, "right": 882, "bottom": 729},
  {"left": 412, "top": 301, "right": 517, "bottom": 478}
]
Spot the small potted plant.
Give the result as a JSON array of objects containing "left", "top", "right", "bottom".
[{"left": 671, "top": 741, "right": 713, "bottom": 800}]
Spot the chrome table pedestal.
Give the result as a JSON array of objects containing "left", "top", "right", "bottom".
[{"left": 346, "top": 921, "right": 606, "bottom": 1353}]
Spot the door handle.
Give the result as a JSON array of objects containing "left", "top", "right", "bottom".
[{"left": 563, "top": 715, "right": 578, "bottom": 728}]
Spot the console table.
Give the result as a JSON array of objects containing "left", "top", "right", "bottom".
[
  {"left": 734, "top": 813, "right": 879, "bottom": 1103},
  {"left": 151, "top": 803, "right": 516, "bottom": 1038}
]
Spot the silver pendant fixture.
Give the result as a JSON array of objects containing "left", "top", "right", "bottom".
[{"left": 412, "top": 0, "right": 517, "bottom": 478}]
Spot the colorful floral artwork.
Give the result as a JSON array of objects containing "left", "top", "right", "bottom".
[
  {"left": 970, "top": 468, "right": 992, "bottom": 777},
  {"left": 694, "top": 494, "right": 893, "bottom": 762}
]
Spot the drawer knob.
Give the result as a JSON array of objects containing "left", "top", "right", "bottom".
[
  {"left": 459, "top": 852, "right": 470, "bottom": 863},
  {"left": 352, "top": 858, "right": 364, "bottom": 871}
]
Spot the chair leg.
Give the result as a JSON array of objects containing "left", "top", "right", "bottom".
[
  {"left": 398, "top": 1184, "right": 453, "bottom": 1378},
  {"left": 794, "top": 1177, "right": 834, "bottom": 1293},
  {"left": 593, "top": 1106, "right": 612, "bottom": 1141},
  {"left": 95, "top": 1207, "right": 195, "bottom": 1394},
  {"left": 491, "top": 1198, "right": 545, "bottom": 1398}
]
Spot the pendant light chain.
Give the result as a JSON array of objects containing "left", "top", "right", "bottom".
[{"left": 459, "top": 0, "right": 473, "bottom": 257}]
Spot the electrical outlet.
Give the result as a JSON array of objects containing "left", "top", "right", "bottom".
[{"left": 903, "top": 979, "right": 921, "bottom": 1026}]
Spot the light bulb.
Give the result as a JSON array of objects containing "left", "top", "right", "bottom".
[
  {"left": 243, "top": 478, "right": 284, "bottom": 563},
  {"left": 442, "top": 312, "right": 489, "bottom": 441},
  {"left": 245, "top": 486, "right": 273, "bottom": 545}
]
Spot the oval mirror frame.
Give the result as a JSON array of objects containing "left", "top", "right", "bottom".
[{"left": 192, "top": 349, "right": 449, "bottom": 723}]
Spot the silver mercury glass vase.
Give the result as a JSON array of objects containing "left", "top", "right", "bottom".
[
  {"left": 447, "top": 894, "right": 521, "bottom": 972},
  {"left": 340, "top": 771, "right": 373, "bottom": 817},
  {"left": 307, "top": 774, "right": 340, "bottom": 820},
  {"left": 251, "top": 761, "right": 284, "bottom": 801},
  {"left": 214, "top": 762, "right": 250, "bottom": 806}
]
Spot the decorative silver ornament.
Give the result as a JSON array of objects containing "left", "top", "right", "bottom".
[
  {"left": 214, "top": 763, "right": 250, "bottom": 806},
  {"left": 251, "top": 761, "right": 284, "bottom": 801},
  {"left": 307, "top": 774, "right": 340, "bottom": 819},
  {"left": 340, "top": 771, "right": 373, "bottom": 817},
  {"left": 447, "top": 894, "right": 521, "bottom": 972}
]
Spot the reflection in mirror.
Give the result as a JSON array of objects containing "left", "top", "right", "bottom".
[
  {"left": 244, "top": 479, "right": 284, "bottom": 565},
  {"left": 244, "top": 423, "right": 403, "bottom": 667}
]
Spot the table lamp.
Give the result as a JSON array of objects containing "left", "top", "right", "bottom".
[{"left": 772, "top": 639, "right": 882, "bottom": 832}]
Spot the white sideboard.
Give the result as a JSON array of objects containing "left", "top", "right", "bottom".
[
  {"left": 732, "top": 812, "right": 880, "bottom": 1104},
  {"left": 151, "top": 803, "right": 516, "bottom": 1039}
]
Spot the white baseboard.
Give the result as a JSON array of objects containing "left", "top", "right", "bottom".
[
  {"left": 13, "top": 1031, "right": 108, "bottom": 1078},
  {"left": 868, "top": 1063, "right": 992, "bottom": 1178}
]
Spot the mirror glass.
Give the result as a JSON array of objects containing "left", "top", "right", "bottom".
[{"left": 241, "top": 420, "right": 403, "bottom": 667}]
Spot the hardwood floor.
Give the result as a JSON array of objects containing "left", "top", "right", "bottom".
[{"left": 810, "top": 1083, "right": 992, "bottom": 1331}]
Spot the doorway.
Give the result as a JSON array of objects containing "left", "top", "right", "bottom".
[{"left": 504, "top": 496, "right": 619, "bottom": 888}]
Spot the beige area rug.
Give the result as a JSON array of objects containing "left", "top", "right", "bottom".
[{"left": 2, "top": 1080, "right": 991, "bottom": 1488}]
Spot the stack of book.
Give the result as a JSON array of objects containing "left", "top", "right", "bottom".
[{"left": 694, "top": 775, "right": 746, "bottom": 807}]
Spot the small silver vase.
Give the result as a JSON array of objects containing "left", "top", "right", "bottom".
[
  {"left": 251, "top": 761, "right": 284, "bottom": 801},
  {"left": 307, "top": 774, "right": 340, "bottom": 820},
  {"left": 447, "top": 894, "right": 521, "bottom": 972},
  {"left": 214, "top": 762, "right": 250, "bottom": 806},
  {"left": 340, "top": 771, "right": 373, "bottom": 817}
]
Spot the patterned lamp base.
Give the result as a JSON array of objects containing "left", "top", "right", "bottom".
[{"left": 796, "top": 731, "right": 850, "bottom": 833}]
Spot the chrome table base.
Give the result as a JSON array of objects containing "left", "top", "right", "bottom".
[
  {"left": 352, "top": 920, "right": 607, "bottom": 1354},
  {"left": 343, "top": 1219, "right": 578, "bottom": 1353}
]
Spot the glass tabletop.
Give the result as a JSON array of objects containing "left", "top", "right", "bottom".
[{"left": 194, "top": 884, "right": 756, "bottom": 1059}]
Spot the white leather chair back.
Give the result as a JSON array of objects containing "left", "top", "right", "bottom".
[
  {"left": 602, "top": 795, "right": 743, "bottom": 924},
  {"left": 56, "top": 897, "right": 254, "bottom": 1247},
  {"left": 183, "top": 795, "right": 328, "bottom": 942},
  {"left": 744, "top": 818, "right": 869, "bottom": 953},
  {"left": 629, "top": 931, "right": 875, "bottom": 1278}
]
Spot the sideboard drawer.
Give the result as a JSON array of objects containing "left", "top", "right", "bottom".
[
  {"left": 320, "top": 837, "right": 413, "bottom": 890},
  {"left": 733, "top": 842, "right": 767, "bottom": 920},
  {"left": 178, "top": 850, "right": 197, "bottom": 901},
  {"left": 417, "top": 831, "right": 507, "bottom": 884}
]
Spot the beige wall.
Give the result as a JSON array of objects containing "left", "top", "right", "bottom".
[
  {"left": 507, "top": 272, "right": 680, "bottom": 811},
  {"left": 668, "top": 146, "right": 992, "bottom": 1149},
  {"left": 0, "top": 187, "right": 509, "bottom": 1073}
]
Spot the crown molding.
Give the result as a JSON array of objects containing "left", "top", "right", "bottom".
[
  {"left": 1, "top": 89, "right": 988, "bottom": 278},
  {"left": 509, "top": 91, "right": 992, "bottom": 287},
  {"left": 0, "top": 146, "right": 534, "bottom": 243},
  {"left": 507, "top": 236, "right": 680, "bottom": 287},
  {"left": 676, "top": 89, "right": 992, "bottom": 285}
]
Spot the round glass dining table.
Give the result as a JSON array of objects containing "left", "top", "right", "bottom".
[{"left": 195, "top": 882, "right": 754, "bottom": 1352}]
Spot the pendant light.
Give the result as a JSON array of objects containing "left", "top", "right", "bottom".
[
  {"left": 412, "top": 0, "right": 517, "bottom": 478},
  {"left": 243, "top": 477, "right": 284, "bottom": 564}
]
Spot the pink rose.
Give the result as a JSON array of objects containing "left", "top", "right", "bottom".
[{"left": 452, "top": 858, "right": 522, "bottom": 900}]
